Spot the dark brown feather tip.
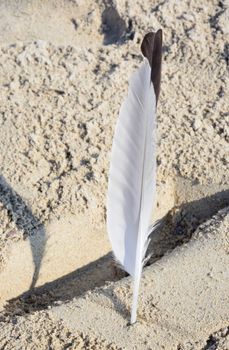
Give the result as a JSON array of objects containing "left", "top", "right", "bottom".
[{"left": 141, "top": 29, "right": 162, "bottom": 105}]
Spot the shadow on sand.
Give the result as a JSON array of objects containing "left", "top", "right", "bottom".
[
  {"left": 0, "top": 175, "right": 46, "bottom": 290},
  {"left": 2, "top": 180, "right": 229, "bottom": 321}
]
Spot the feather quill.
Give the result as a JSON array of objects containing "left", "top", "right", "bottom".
[{"left": 107, "top": 30, "right": 162, "bottom": 324}]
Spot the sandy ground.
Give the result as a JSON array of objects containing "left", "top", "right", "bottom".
[
  {"left": 0, "top": 0, "right": 228, "bottom": 349},
  {"left": 1, "top": 209, "right": 229, "bottom": 349}
]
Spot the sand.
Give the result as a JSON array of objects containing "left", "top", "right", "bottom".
[
  {"left": 1, "top": 209, "right": 229, "bottom": 349},
  {"left": 0, "top": 0, "right": 228, "bottom": 349}
]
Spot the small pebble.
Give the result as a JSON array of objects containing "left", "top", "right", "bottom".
[{"left": 193, "top": 119, "right": 202, "bottom": 131}]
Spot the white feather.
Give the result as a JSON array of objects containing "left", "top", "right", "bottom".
[{"left": 107, "top": 60, "right": 157, "bottom": 324}]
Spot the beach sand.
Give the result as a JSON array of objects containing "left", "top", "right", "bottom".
[{"left": 0, "top": 0, "right": 228, "bottom": 349}]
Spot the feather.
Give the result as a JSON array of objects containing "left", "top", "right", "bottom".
[
  {"left": 107, "top": 30, "right": 162, "bottom": 324},
  {"left": 141, "top": 30, "right": 162, "bottom": 104}
]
